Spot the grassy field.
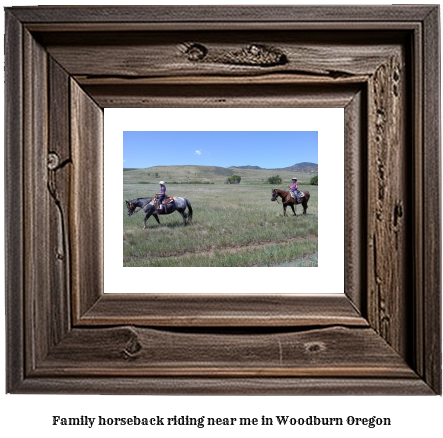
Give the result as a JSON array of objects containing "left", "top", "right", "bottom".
[{"left": 124, "top": 168, "right": 318, "bottom": 267}]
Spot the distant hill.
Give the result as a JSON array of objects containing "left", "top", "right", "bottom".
[
  {"left": 230, "top": 165, "right": 262, "bottom": 170},
  {"left": 125, "top": 163, "right": 317, "bottom": 173},
  {"left": 123, "top": 164, "right": 316, "bottom": 185},
  {"left": 274, "top": 162, "right": 318, "bottom": 174},
  {"left": 230, "top": 162, "right": 317, "bottom": 173}
]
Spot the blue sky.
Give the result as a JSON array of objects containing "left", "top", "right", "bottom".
[{"left": 123, "top": 131, "right": 317, "bottom": 169}]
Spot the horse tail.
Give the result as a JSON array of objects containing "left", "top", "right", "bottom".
[
  {"left": 186, "top": 198, "right": 193, "bottom": 222},
  {"left": 304, "top": 191, "right": 310, "bottom": 202}
]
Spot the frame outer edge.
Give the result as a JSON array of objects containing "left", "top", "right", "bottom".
[
  {"left": 10, "top": 377, "right": 435, "bottom": 396},
  {"left": 6, "top": 5, "right": 438, "bottom": 23},
  {"left": 5, "top": 11, "right": 24, "bottom": 392},
  {"left": 4, "top": 5, "right": 441, "bottom": 395},
  {"left": 423, "top": 6, "right": 441, "bottom": 395}
]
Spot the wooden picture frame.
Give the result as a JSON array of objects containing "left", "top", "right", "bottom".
[{"left": 5, "top": 5, "right": 441, "bottom": 394}]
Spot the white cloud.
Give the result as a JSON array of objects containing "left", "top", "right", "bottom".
[{"left": 194, "top": 150, "right": 202, "bottom": 155}]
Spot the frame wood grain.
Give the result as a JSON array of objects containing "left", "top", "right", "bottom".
[{"left": 5, "top": 5, "right": 441, "bottom": 394}]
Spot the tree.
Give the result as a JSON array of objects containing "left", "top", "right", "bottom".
[
  {"left": 227, "top": 175, "right": 241, "bottom": 184},
  {"left": 155, "top": 172, "right": 159, "bottom": 178},
  {"left": 310, "top": 175, "right": 318, "bottom": 185},
  {"left": 267, "top": 175, "right": 282, "bottom": 184}
]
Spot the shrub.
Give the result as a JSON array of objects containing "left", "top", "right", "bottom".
[
  {"left": 227, "top": 175, "right": 241, "bottom": 184},
  {"left": 267, "top": 175, "right": 282, "bottom": 184},
  {"left": 310, "top": 175, "right": 318, "bottom": 185}
]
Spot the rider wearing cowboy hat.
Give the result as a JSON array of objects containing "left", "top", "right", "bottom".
[
  {"left": 288, "top": 177, "right": 300, "bottom": 202},
  {"left": 155, "top": 181, "right": 167, "bottom": 210}
]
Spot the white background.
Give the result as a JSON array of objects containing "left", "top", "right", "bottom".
[
  {"left": 1, "top": 1, "right": 442, "bottom": 438},
  {"left": 107, "top": 108, "right": 344, "bottom": 293}
]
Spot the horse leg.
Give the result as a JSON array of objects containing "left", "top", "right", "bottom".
[
  {"left": 283, "top": 204, "right": 287, "bottom": 216},
  {"left": 290, "top": 204, "right": 296, "bottom": 216},
  {"left": 180, "top": 211, "right": 187, "bottom": 226},
  {"left": 153, "top": 213, "right": 162, "bottom": 227},
  {"left": 303, "top": 200, "right": 308, "bottom": 214},
  {"left": 182, "top": 210, "right": 188, "bottom": 226},
  {"left": 143, "top": 212, "right": 151, "bottom": 229}
]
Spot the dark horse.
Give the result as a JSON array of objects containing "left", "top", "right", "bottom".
[
  {"left": 271, "top": 188, "right": 310, "bottom": 216},
  {"left": 126, "top": 196, "right": 193, "bottom": 229}
]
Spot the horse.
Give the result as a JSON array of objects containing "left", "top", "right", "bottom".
[
  {"left": 271, "top": 188, "right": 310, "bottom": 216},
  {"left": 125, "top": 196, "right": 193, "bottom": 229}
]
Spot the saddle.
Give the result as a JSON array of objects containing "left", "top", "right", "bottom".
[
  {"left": 155, "top": 196, "right": 174, "bottom": 212},
  {"left": 290, "top": 191, "right": 304, "bottom": 200}
]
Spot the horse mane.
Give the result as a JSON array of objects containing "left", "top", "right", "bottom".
[
  {"left": 128, "top": 196, "right": 151, "bottom": 202},
  {"left": 126, "top": 196, "right": 152, "bottom": 206},
  {"left": 274, "top": 188, "right": 289, "bottom": 194}
]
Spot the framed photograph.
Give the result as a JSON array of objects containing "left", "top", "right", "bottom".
[
  {"left": 5, "top": 5, "right": 440, "bottom": 394},
  {"left": 121, "top": 126, "right": 321, "bottom": 268}
]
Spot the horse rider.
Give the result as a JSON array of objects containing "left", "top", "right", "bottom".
[
  {"left": 155, "top": 181, "right": 167, "bottom": 210},
  {"left": 288, "top": 177, "right": 301, "bottom": 202}
]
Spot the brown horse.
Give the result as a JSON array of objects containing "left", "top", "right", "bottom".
[{"left": 271, "top": 188, "right": 310, "bottom": 216}]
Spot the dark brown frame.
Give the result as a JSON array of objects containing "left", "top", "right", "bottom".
[{"left": 5, "top": 6, "right": 441, "bottom": 394}]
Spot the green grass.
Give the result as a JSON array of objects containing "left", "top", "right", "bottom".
[{"left": 123, "top": 181, "right": 318, "bottom": 267}]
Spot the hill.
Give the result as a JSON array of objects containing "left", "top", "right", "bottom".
[
  {"left": 274, "top": 162, "right": 318, "bottom": 174},
  {"left": 230, "top": 165, "right": 262, "bottom": 170},
  {"left": 230, "top": 162, "right": 318, "bottom": 173},
  {"left": 123, "top": 164, "right": 314, "bottom": 185}
]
